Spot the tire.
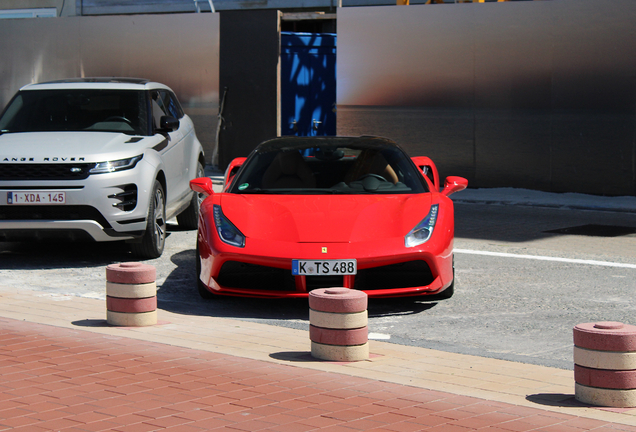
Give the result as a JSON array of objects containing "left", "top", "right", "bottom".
[
  {"left": 177, "top": 162, "right": 205, "bottom": 230},
  {"left": 130, "top": 180, "right": 166, "bottom": 259},
  {"left": 196, "top": 242, "right": 216, "bottom": 299}
]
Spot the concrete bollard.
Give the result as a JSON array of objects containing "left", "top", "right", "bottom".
[
  {"left": 106, "top": 262, "right": 157, "bottom": 326},
  {"left": 573, "top": 321, "right": 636, "bottom": 407},
  {"left": 308, "top": 287, "right": 368, "bottom": 361}
]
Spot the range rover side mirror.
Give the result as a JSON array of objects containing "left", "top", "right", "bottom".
[{"left": 159, "top": 116, "right": 179, "bottom": 132}]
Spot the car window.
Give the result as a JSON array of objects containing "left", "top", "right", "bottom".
[
  {"left": 164, "top": 91, "right": 184, "bottom": 119},
  {"left": 150, "top": 90, "right": 183, "bottom": 130},
  {"left": 0, "top": 89, "right": 149, "bottom": 136},
  {"left": 230, "top": 142, "right": 428, "bottom": 195},
  {"left": 150, "top": 91, "right": 169, "bottom": 130}
]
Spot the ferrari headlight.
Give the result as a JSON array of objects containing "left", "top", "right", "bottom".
[
  {"left": 90, "top": 154, "right": 143, "bottom": 174},
  {"left": 213, "top": 204, "right": 245, "bottom": 247},
  {"left": 405, "top": 204, "right": 438, "bottom": 248}
]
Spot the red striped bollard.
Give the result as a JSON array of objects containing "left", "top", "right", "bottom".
[
  {"left": 309, "top": 288, "right": 369, "bottom": 361},
  {"left": 106, "top": 262, "right": 157, "bottom": 326},
  {"left": 574, "top": 321, "right": 636, "bottom": 407}
]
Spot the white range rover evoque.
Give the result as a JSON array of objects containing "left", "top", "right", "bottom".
[{"left": 0, "top": 78, "right": 205, "bottom": 258}]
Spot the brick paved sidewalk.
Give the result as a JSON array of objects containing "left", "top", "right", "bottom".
[{"left": 1, "top": 318, "right": 635, "bottom": 432}]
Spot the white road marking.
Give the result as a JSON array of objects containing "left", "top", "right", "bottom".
[
  {"left": 368, "top": 333, "right": 391, "bottom": 340},
  {"left": 454, "top": 249, "right": 636, "bottom": 269}
]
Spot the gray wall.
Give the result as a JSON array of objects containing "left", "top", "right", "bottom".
[
  {"left": 337, "top": 0, "right": 636, "bottom": 196},
  {"left": 0, "top": 13, "right": 220, "bottom": 162}
]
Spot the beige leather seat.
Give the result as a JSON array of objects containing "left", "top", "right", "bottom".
[
  {"left": 262, "top": 151, "right": 316, "bottom": 189},
  {"left": 345, "top": 149, "right": 399, "bottom": 184}
]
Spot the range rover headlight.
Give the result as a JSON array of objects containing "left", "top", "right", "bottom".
[
  {"left": 405, "top": 204, "right": 438, "bottom": 248},
  {"left": 90, "top": 154, "right": 143, "bottom": 174}
]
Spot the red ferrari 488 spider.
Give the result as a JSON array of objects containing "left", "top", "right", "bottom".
[{"left": 190, "top": 136, "right": 467, "bottom": 299}]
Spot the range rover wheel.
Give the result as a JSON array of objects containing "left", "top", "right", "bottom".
[
  {"left": 131, "top": 180, "right": 166, "bottom": 259},
  {"left": 177, "top": 162, "right": 205, "bottom": 230}
]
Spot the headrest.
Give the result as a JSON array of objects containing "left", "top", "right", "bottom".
[{"left": 277, "top": 151, "right": 303, "bottom": 175}]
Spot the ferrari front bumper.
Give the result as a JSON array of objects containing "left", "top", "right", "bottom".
[{"left": 199, "top": 245, "right": 452, "bottom": 299}]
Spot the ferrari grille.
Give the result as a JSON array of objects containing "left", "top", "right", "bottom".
[
  {"left": 354, "top": 261, "right": 434, "bottom": 290},
  {"left": 217, "top": 261, "right": 295, "bottom": 291},
  {"left": 216, "top": 260, "right": 434, "bottom": 292},
  {"left": 0, "top": 163, "right": 96, "bottom": 180},
  {"left": 305, "top": 275, "right": 343, "bottom": 291}
]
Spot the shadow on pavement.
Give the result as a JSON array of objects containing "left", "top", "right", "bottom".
[
  {"left": 0, "top": 239, "right": 133, "bottom": 270},
  {"left": 526, "top": 393, "right": 589, "bottom": 409},
  {"left": 71, "top": 319, "right": 111, "bottom": 327},
  {"left": 0, "top": 223, "right": 189, "bottom": 270},
  {"left": 269, "top": 352, "right": 316, "bottom": 362},
  {"left": 454, "top": 202, "right": 636, "bottom": 244}
]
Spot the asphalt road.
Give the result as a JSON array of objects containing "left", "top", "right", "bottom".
[{"left": 1, "top": 198, "right": 636, "bottom": 371}]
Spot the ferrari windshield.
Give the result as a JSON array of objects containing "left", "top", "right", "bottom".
[
  {"left": 229, "top": 137, "right": 429, "bottom": 195},
  {"left": 0, "top": 89, "right": 149, "bottom": 136}
]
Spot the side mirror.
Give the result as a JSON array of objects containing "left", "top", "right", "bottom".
[
  {"left": 190, "top": 177, "right": 215, "bottom": 197},
  {"left": 441, "top": 176, "right": 468, "bottom": 197},
  {"left": 159, "top": 116, "right": 179, "bottom": 132}
]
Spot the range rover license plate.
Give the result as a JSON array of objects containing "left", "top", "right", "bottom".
[
  {"left": 292, "top": 259, "right": 357, "bottom": 276},
  {"left": 7, "top": 191, "right": 66, "bottom": 205}
]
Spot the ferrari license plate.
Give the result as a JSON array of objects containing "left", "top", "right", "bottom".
[
  {"left": 292, "top": 259, "right": 357, "bottom": 276},
  {"left": 7, "top": 191, "right": 66, "bottom": 205}
]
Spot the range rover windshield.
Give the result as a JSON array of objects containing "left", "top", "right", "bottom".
[
  {"left": 230, "top": 138, "right": 429, "bottom": 195},
  {"left": 0, "top": 89, "right": 149, "bottom": 136}
]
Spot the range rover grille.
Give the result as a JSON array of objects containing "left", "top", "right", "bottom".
[
  {"left": 0, "top": 163, "right": 96, "bottom": 180},
  {"left": 0, "top": 205, "right": 111, "bottom": 228}
]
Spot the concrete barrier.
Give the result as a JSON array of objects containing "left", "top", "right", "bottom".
[
  {"left": 308, "top": 288, "right": 368, "bottom": 361},
  {"left": 574, "top": 321, "right": 636, "bottom": 407},
  {"left": 106, "top": 262, "right": 157, "bottom": 326}
]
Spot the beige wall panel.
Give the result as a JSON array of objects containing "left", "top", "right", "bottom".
[{"left": 0, "top": 13, "right": 219, "bottom": 161}]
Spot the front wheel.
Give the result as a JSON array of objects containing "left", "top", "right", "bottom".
[{"left": 130, "top": 180, "right": 166, "bottom": 259}]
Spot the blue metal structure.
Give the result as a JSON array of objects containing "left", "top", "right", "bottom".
[{"left": 281, "top": 31, "right": 336, "bottom": 137}]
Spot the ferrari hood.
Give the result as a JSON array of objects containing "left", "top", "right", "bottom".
[
  {"left": 0, "top": 132, "right": 157, "bottom": 163},
  {"left": 219, "top": 193, "right": 433, "bottom": 243}
]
